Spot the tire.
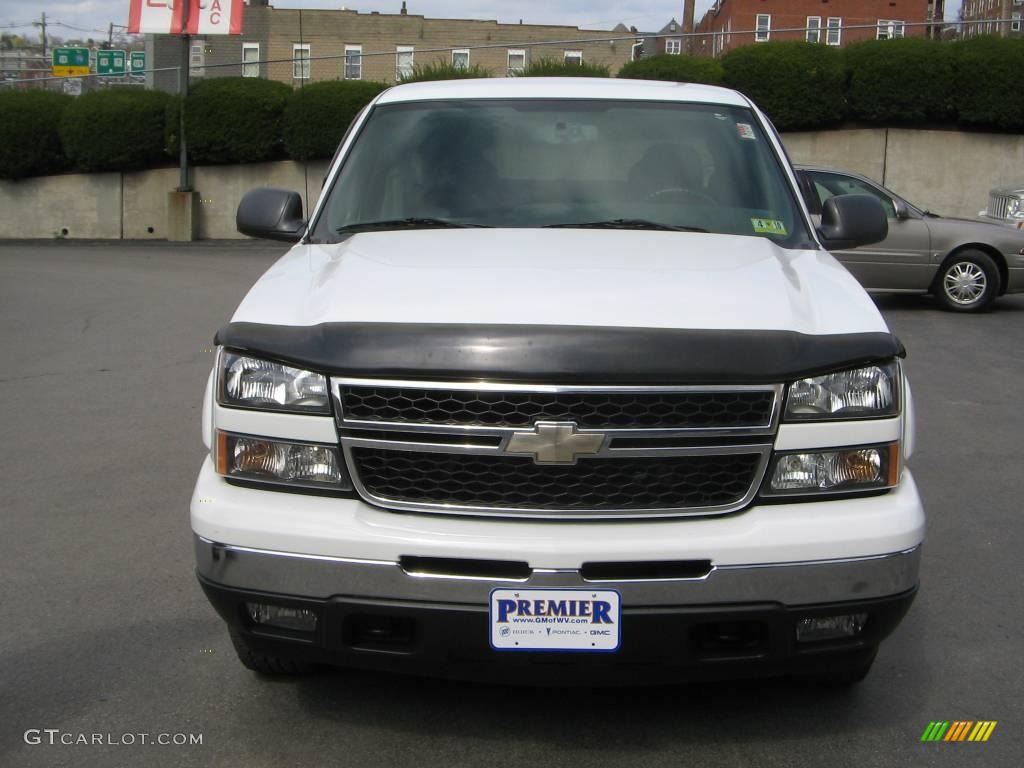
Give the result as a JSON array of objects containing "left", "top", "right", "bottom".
[
  {"left": 229, "top": 628, "right": 314, "bottom": 676},
  {"left": 933, "top": 250, "right": 1001, "bottom": 312},
  {"left": 811, "top": 648, "right": 878, "bottom": 686}
]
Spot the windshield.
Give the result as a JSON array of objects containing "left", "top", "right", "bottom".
[{"left": 313, "top": 99, "right": 810, "bottom": 247}]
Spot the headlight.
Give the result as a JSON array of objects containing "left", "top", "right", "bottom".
[
  {"left": 1008, "top": 197, "right": 1023, "bottom": 218},
  {"left": 762, "top": 443, "right": 899, "bottom": 497},
  {"left": 218, "top": 350, "right": 329, "bottom": 413},
  {"left": 216, "top": 431, "right": 351, "bottom": 489},
  {"left": 785, "top": 362, "right": 898, "bottom": 421}
]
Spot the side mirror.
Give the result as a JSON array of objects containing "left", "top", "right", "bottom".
[
  {"left": 893, "top": 198, "right": 910, "bottom": 220},
  {"left": 236, "top": 188, "right": 306, "bottom": 242},
  {"left": 817, "top": 193, "right": 888, "bottom": 250}
]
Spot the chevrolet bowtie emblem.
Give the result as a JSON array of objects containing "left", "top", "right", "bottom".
[{"left": 505, "top": 421, "right": 605, "bottom": 465}]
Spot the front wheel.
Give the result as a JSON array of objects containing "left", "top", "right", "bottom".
[
  {"left": 809, "top": 648, "right": 878, "bottom": 686},
  {"left": 934, "top": 250, "right": 1000, "bottom": 312},
  {"left": 229, "top": 628, "right": 314, "bottom": 676}
]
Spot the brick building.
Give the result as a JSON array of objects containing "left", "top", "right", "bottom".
[
  {"left": 147, "top": 1, "right": 635, "bottom": 92},
  {"left": 961, "top": 0, "right": 1024, "bottom": 38},
  {"left": 692, "top": 0, "right": 941, "bottom": 57}
]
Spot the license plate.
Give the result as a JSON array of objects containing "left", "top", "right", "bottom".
[{"left": 489, "top": 588, "right": 621, "bottom": 652}]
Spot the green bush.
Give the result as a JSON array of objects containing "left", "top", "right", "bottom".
[
  {"left": 845, "top": 39, "right": 954, "bottom": 124},
  {"left": 399, "top": 62, "right": 491, "bottom": 82},
  {"left": 0, "top": 90, "right": 72, "bottom": 180},
  {"left": 183, "top": 78, "right": 292, "bottom": 164},
  {"left": 953, "top": 37, "right": 1024, "bottom": 130},
  {"left": 722, "top": 42, "right": 845, "bottom": 130},
  {"left": 283, "top": 80, "right": 386, "bottom": 160},
  {"left": 60, "top": 89, "right": 171, "bottom": 172},
  {"left": 519, "top": 57, "right": 611, "bottom": 77},
  {"left": 618, "top": 55, "right": 724, "bottom": 85}
]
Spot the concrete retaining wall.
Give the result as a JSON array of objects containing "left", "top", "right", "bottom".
[
  {"left": 0, "top": 130, "right": 1020, "bottom": 240},
  {"left": 0, "top": 160, "right": 330, "bottom": 241},
  {"left": 782, "top": 128, "right": 1024, "bottom": 219}
]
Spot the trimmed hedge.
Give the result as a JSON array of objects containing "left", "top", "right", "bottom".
[
  {"left": 722, "top": 42, "right": 845, "bottom": 130},
  {"left": 618, "top": 54, "right": 724, "bottom": 85},
  {"left": 953, "top": 36, "right": 1024, "bottom": 131},
  {"left": 5, "top": 39, "right": 1024, "bottom": 181},
  {"left": 60, "top": 89, "right": 172, "bottom": 172},
  {"left": 399, "top": 62, "right": 491, "bottom": 82},
  {"left": 845, "top": 38, "right": 954, "bottom": 124},
  {"left": 0, "top": 90, "right": 72, "bottom": 180},
  {"left": 182, "top": 77, "right": 292, "bottom": 164},
  {"left": 283, "top": 80, "right": 386, "bottom": 160},
  {"left": 520, "top": 58, "right": 611, "bottom": 77}
]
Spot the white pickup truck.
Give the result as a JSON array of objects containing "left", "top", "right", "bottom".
[{"left": 191, "top": 78, "right": 924, "bottom": 685}]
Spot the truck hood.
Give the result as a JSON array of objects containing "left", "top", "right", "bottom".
[{"left": 232, "top": 229, "right": 888, "bottom": 336}]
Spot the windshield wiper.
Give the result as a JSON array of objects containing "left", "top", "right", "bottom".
[
  {"left": 336, "top": 217, "right": 491, "bottom": 233},
  {"left": 544, "top": 219, "right": 708, "bottom": 233}
]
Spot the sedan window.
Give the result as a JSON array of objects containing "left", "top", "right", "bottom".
[{"left": 810, "top": 171, "right": 896, "bottom": 218}]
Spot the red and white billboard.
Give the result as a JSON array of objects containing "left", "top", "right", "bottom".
[
  {"left": 186, "top": 0, "right": 244, "bottom": 35},
  {"left": 127, "top": 0, "right": 184, "bottom": 34},
  {"left": 127, "top": 0, "right": 243, "bottom": 35}
]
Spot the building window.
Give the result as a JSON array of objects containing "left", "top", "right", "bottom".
[
  {"left": 242, "top": 42, "right": 259, "bottom": 78},
  {"left": 507, "top": 48, "right": 526, "bottom": 75},
  {"left": 755, "top": 14, "right": 771, "bottom": 42},
  {"left": 631, "top": 40, "right": 644, "bottom": 61},
  {"left": 826, "top": 18, "right": 842, "bottom": 46},
  {"left": 1013, "top": 13, "right": 1022, "bottom": 32},
  {"left": 189, "top": 39, "right": 205, "bottom": 77},
  {"left": 292, "top": 43, "right": 310, "bottom": 80},
  {"left": 877, "top": 20, "right": 906, "bottom": 39},
  {"left": 395, "top": 45, "right": 414, "bottom": 81},
  {"left": 452, "top": 49, "right": 470, "bottom": 70},
  {"left": 666, "top": 38, "right": 681, "bottom": 55},
  {"left": 344, "top": 45, "right": 362, "bottom": 80},
  {"left": 564, "top": 50, "right": 583, "bottom": 65},
  {"left": 806, "top": 16, "right": 821, "bottom": 44}
]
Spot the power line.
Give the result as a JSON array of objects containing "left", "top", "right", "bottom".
[{"left": 0, "top": 17, "right": 1001, "bottom": 88}]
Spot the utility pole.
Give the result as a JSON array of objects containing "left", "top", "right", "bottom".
[
  {"left": 108, "top": 22, "right": 114, "bottom": 50},
  {"left": 33, "top": 12, "right": 46, "bottom": 61},
  {"left": 178, "top": 3, "right": 191, "bottom": 192}
]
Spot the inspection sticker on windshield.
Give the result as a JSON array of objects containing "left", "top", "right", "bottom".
[
  {"left": 736, "top": 122, "right": 757, "bottom": 140},
  {"left": 751, "top": 218, "right": 787, "bottom": 235},
  {"left": 489, "top": 588, "right": 621, "bottom": 652}
]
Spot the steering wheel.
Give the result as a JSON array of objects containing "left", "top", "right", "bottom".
[{"left": 645, "top": 187, "right": 717, "bottom": 206}]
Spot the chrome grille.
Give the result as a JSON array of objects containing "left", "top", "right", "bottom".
[
  {"left": 339, "top": 385, "right": 776, "bottom": 429},
  {"left": 351, "top": 449, "right": 763, "bottom": 512},
  {"left": 334, "top": 379, "right": 780, "bottom": 519},
  {"left": 989, "top": 193, "right": 1010, "bottom": 220}
]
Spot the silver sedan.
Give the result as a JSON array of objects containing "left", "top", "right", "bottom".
[{"left": 796, "top": 165, "right": 1024, "bottom": 312}]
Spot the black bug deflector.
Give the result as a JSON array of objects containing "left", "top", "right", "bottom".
[{"left": 214, "top": 322, "right": 905, "bottom": 385}]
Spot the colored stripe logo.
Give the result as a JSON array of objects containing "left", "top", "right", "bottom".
[{"left": 921, "top": 721, "right": 997, "bottom": 742}]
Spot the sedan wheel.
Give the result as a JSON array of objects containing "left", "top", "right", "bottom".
[{"left": 934, "top": 250, "right": 1000, "bottom": 312}]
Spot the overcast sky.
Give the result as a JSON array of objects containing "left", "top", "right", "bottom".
[{"left": 2, "top": 1, "right": 959, "bottom": 40}]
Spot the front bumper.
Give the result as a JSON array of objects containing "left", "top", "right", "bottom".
[
  {"left": 195, "top": 534, "right": 920, "bottom": 683},
  {"left": 193, "top": 453, "right": 924, "bottom": 682},
  {"left": 200, "top": 571, "right": 916, "bottom": 685}
]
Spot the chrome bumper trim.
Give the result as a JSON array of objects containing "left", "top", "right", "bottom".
[{"left": 194, "top": 535, "right": 921, "bottom": 607}]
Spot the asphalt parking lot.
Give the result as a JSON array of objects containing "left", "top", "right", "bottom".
[{"left": 1, "top": 241, "right": 1021, "bottom": 768}]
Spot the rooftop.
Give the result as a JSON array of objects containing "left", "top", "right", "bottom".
[{"left": 376, "top": 77, "right": 749, "bottom": 106}]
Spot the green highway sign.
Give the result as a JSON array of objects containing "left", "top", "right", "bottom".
[
  {"left": 129, "top": 51, "right": 146, "bottom": 76},
  {"left": 96, "top": 49, "right": 127, "bottom": 76},
  {"left": 52, "top": 47, "right": 90, "bottom": 77}
]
